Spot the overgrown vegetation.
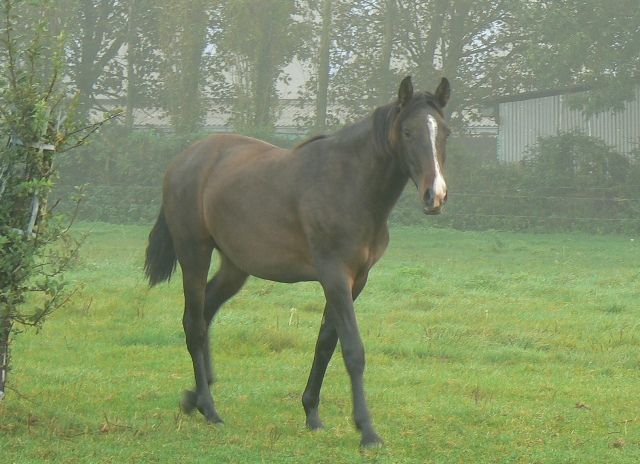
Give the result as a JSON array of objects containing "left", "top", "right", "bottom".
[
  {"left": 54, "top": 129, "right": 640, "bottom": 234},
  {"left": 1, "top": 223, "right": 638, "bottom": 462},
  {"left": 0, "top": 0, "right": 110, "bottom": 400}
]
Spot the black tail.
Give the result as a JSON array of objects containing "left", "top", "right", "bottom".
[{"left": 144, "top": 208, "right": 177, "bottom": 286}]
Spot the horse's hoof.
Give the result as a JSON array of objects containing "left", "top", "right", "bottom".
[
  {"left": 180, "top": 390, "right": 198, "bottom": 414},
  {"left": 180, "top": 390, "right": 224, "bottom": 424},
  {"left": 205, "top": 414, "right": 224, "bottom": 425},
  {"left": 305, "top": 410, "right": 325, "bottom": 431},
  {"left": 360, "top": 432, "right": 384, "bottom": 449},
  {"left": 306, "top": 418, "right": 325, "bottom": 431}
]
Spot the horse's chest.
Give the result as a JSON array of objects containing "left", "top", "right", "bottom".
[{"left": 359, "top": 228, "right": 390, "bottom": 270}]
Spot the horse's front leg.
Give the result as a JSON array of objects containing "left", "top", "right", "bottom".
[
  {"left": 302, "top": 272, "right": 368, "bottom": 431},
  {"left": 317, "top": 267, "right": 382, "bottom": 447}
]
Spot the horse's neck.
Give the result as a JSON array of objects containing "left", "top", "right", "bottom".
[
  {"left": 366, "top": 150, "right": 408, "bottom": 221},
  {"left": 335, "top": 119, "right": 409, "bottom": 221}
]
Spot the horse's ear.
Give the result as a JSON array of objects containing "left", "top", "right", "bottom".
[
  {"left": 435, "top": 77, "right": 450, "bottom": 108},
  {"left": 398, "top": 76, "right": 413, "bottom": 107}
]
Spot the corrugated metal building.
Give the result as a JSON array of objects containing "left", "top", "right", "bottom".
[{"left": 487, "top": 86, "right": 640, "bottom": 163}]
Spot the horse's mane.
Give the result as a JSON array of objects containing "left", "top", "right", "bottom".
[{"left": 293, "top": 92, "right": 443, "bottom": 156}]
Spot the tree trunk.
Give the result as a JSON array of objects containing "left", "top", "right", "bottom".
[
  {"left": 377, "top": 0, "right": 396, "bottom": 104},
  {"left": 76, "top": 1, "right": 99, "bottom": 117},
  {"left": 442, "top": 0, "right": 470, "bottom": 113},
  {"left": 253, "top": 32, "right": 274, "bottom": 129},
  {"left": 253, "top": 3, "right": 275, "bottom": 131},
  {"left": 175, "top": 0, "right": 208, "bottom": 134},
  {"left": 74, "top": 0, "right": 125, "bottom": 120},
  {"left": 315, "top": 0, "right": 332, "bottom": 130},
  {"left": 0, "top": 312, "right": 10, "bottom": 400},
  {"left": 124, "top": 0, "right": 137, "bottom": 132},
  {"left": 420, "top": 0, "right": 448, "bottom": 81}
]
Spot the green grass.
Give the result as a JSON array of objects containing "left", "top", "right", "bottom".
[{"left": 1, "top": 222, "right": 639, "bottom": 463}]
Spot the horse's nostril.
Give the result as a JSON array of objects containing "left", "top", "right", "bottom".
[{"left": 424, "top": 188, "right": 435, "bottom": 205}]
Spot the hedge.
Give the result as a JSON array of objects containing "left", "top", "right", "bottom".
[{"left": 53, "top": 128, "right": 640, "bottom": 234}]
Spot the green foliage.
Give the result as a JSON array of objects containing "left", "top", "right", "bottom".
[
  {"left": 57, "top": 127, "right": 196, "bottom": 189},
  {"left": 522, "top": 130, "right": 631, "bottom": 188},
  {"left": 1, "top": 224, "right": 639, "bottom": 461},
  {"left": 219, "top": 0, "right": 310, "bottom": 131},
  {"left": 55, "top": 128, "right": 201, "bottom": 223},
  {"left": 155, "top": 0, "right": 216, "bottom": 134},
  {"left": 32, "top": 0, "right": 638, "bottom": 133},
  {"left": 519, "top": 0, "right": 640, "bottom": 114},
  {"left": 0, "top": 0, "right": 102, "bottom": 399}
]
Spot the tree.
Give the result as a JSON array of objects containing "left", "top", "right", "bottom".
[
  {"left": 0, "top": 0, "right": 110, "bottom": 400},
  {"left": 514, "top": 0, "right": 640, "bottom": 113},
  {"left": 393, "top": 0, "right": 529, "bottom": 121},
  {"left": 392, "top": 0, "right": 640, "bottom": 120},
  {"left": 314, "top": 0, "right": 332, "bottom": 130},
  {"left": 308, "top": 0, "right": 637, "bottom": 127},
  {"left": 56, "top": 0, "right": 164, "bottom": 129},
  {"left": 64, "top": 0, "right": 128, "bottom": 118},
  {"left": 219, "top": 0, "right": 308, "bottom": 132},
  {"left": 156, "top": 0, "right": 213, "bottom": 134},
  {"left": 122, "top": 0, "right": 163, "bottom": 131},
  {"left": 327, "top": 0, "right": 401, "bottom": 120}
]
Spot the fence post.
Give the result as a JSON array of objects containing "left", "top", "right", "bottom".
[{"left": 0, "top": 317, "right": 10, "bottom": 400}]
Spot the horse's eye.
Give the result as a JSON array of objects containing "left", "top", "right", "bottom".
[{"left": 402, "top": 129, "right": 412, "bottom": 138}]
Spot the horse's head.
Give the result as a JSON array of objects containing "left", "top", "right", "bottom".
[{"left": 393, "top": 76, "right": 451, "bottom": 215}]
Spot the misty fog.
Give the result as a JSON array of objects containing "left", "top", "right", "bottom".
[
  {"left": 9, "top": 0, "right": 640, "bottom": 233},
  {"left": 2, "top": 1, "right": 640, "bottom": 457}
]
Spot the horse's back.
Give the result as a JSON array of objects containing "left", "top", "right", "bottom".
[{"left": 165, "top": 134, "right": 281, "bottom": 184}]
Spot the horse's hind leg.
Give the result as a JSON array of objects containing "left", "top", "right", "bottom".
[
  {"left": 175, "top": 240, "right": 222, "bottom": 422},
  {"left": 302, "top": 308, "right": 338, "bottom": 430},
  {"left": 201, "top": 254, "right": 248, "bottom": 385}
]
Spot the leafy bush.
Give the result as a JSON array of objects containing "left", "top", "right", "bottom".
[
  {"left": 54, "top": 128, "right": 198, "bottom": 222},
  {"left": 1, "top": 0, "right": 92, "bottom": 400},
  {"left": 522, "top": 130, "right": 631, "bottom": 190},
  {"left": 55, "top": 129, "right": 640, "bottom": 234}
]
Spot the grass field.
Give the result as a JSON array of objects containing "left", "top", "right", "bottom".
[{"left": 1, "top": 222, "right": 639, "bottom": 463}]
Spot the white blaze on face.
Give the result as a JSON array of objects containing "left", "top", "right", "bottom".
[{"left": 427, "top": 115, "right": 447, "bottom": 207}]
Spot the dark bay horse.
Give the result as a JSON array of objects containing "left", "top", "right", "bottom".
[{"left": 144, "top": 76, "right": 451, "bottom": 447}]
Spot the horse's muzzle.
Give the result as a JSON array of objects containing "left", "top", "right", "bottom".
[
  {"left": 422, "top": 188, "right": 447, "bottom": 215},
  {"left": 423, "top": 205, "right": 442, "bottom": 215}
]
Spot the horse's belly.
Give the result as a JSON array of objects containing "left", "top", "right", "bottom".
[
  {"left": 207, "top": 204, "right": 317, "bottom": 283},
  {"left": 245, "top": 258, "right": 318, "bottom": 283},
  {"left": 218, "top": 237, "right": 318, "bottom": 283}
]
